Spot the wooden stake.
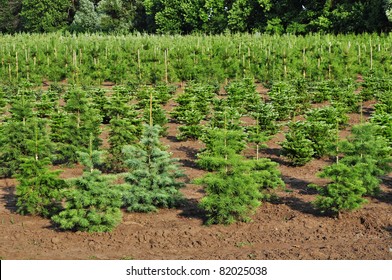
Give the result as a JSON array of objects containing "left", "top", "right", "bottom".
[
  {"left": 164, "top": 49, "right": 168, "bottom": 84},
  {"left": 370, "top": 39, "right": 373, "bottom": 70},
  {"left": 15, "top": 52, "right": 18, "bottom": 80},
  {"left": 303, "top": 47, "right": 306, "bottom": 79},
  {"left": 149, "top": 90, "right": 153, "bottom": 126},
  {"left": 137, "top": 48, "right": 141, "bottom": 81}
]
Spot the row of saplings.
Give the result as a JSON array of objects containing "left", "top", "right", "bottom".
[
  {"left": 16, "top": 124, "right": 184, "bottom": 232},
  {"left": 14, "top": 120, "right": 392, "bottom": 232}
]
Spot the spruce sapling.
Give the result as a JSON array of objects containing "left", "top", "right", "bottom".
[{"left": 122, "top": 124, "right": 184, "bottom": 212}]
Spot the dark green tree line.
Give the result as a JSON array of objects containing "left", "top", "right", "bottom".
[{"left": 1, "top": 0, "right": 391, "bottom": 34}]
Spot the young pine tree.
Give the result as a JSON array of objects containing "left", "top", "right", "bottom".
[
  {"left": 197, "top": 128, "right": 247, "bottom": 171},
  {"left": 122, "top": 124, "right": 184, "bottom": 212},
  {"left": 16, "top": 157, "right": 66, "bottom": 218},
  {"left": 105, "top": 91, "right": 142, "bottom": 172},
  {"left": 281, "top": 122, "right": 315, "bottom": 166},
  {"left": 52, "top": 88, "right": 102, "bottom": 164},
  {"left": 312, "top": 163, "right": 367, "bottom": 215},
  {"left": 196, "top": 160, "right": 262, "bottom": 225},
  {"left": 337, "top": 123, "right": 392, "bottom": 196},
  {"left": 0, "top": 91, "right": 53, "bottom": 177},
  {"left": 171, "top": 83, "right": 215, "bottom": 140},
  {"left": 196, "top": 118, "right": 283, "bottom": 224},
  {"left": 51, "top": 145, "right": 123, "bottom": 232}
]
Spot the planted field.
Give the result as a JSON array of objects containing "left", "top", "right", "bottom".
[{"left": 0, "top": 34, "right": 391, "bottom": 260}]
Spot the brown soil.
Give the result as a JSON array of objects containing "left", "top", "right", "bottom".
[{"left": 0, "top": 84, "right": 391, "bottom": 260}]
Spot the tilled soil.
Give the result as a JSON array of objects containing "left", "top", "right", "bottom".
[{"left": 0, "top": 84, "right": 391, "bottom": 260}]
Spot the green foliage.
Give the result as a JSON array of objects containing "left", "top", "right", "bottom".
[
  {"left": 197, "top": 163, "right": 262, "bottom": 225},
  {"left": 107, "top": 118, "right": 141, "bottom": 172},
  {"left": 0, "top": 98, "right": 53, "bottom": 177},
  {"left": 51, "top": 170, "right": 123, "bottom": 232},
  {"left": 374, "top": 90, "right": 392, "bottom": 114},
  {"left": 281, "top": 125, "right": 314, "bottom": 166},
  {"left": 305, "top": 121, "right": 335, "bottom": 157},
  {"left": 226, "top": 78, "right": 260, "bottom": 114},
  {"left": 249, "top": 158, "right": 285, "bottom": 196},
  {"left": 308, "top": 80, "right": 336, "bottom": 103},
  {"left": 52, "top": 88, "right": 102, "bottom": 164},
  {"left": 71, "top": 0, "right": 100, "bottom": 32},
  {"left": 210, "top": 99, "right": 243, "bottom": 130},
  {"left": 386, "top": 0, "right": 392, "bottom": 22},
  {"left": 305, "top": 106, "right": 348, "bottom": 128},
  {"left": 20, "top": 0, "right": 72, "bottom": 32},
  {"left": 3, "top": 0, "right": 388, "bottom": 34},
  {"left": 0, "top": 0, "right": 22, "bottom": 33},
  {"left": 268, "top": 80, "right": 310, "bottom": 121},
  {"left": 197, "top": 128, "right": 247, "bottom": 171},
  {"left": 330, "top": 84, "right": 359, "bottom": 113},
  {"left": 250, "top": 102, "right": 280, "bottom": 136},
  {"left": 35, "top": 89, "right": 61, "bottom": 119},
  {"left": 137, "top": 87, "right": 168, "bottom": 134},
  {"left": 281, "top": 121, "right": 335, "bottom": 165},
  {"left": 16, "top": 157, "right": 66, "bottom": 217},
  {"left": 360, "top": 77, "right": 392, "bottom": 101},
  {"left": 196, "top": 110, "right": 283, "bottom": 225},
  {"left": 371, "top": 112, "right": 392, "bottom": 144},
  {"left": 312, "top": 163, "right": 367, "bottom": 214},
  {"left": 171, "top": 83, "right": 215, "bottom": 140},
  {"left": 337, "top": 123, "right": 392, "bottom": 196},
  {"left": 0, "top": 34, "right": 391, "bottom": 85},
  {"left": 89, "top": 88, "right": 110, "bottom": 124},
  {"left": 196, "top": 133, "right": 283, "bottom": 224},
  {"left": 122, "top": 124, "right": 184, "bottom": 212}
]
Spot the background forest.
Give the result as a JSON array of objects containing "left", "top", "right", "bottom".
[{"left": 1, "top": 0, "right": 392, "bottom": 34}]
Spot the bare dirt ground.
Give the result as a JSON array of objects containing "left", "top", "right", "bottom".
[{"left": 0, "top": 84, "right": 391, "bottom": 260}]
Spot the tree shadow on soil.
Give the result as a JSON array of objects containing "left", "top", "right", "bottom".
[
  {"left": 282, "top": 175, "right": 319, "bottom": 195},
  {"left": 261, "top": 147, "right": 293, "bottom": 167},
  {"left": 178, "top": 198, "right": 207, "bottom": 223},
  {"left": 275, "top": 196, "right": 327, "bottom": 217},
  {"left": 177, "top": 146, "right": 204, "bottom": 171},
  {"left": 178, "top": 145, "right": 199, "bottom": 159},
  {"left": 376, "top": 176, "right": 392, "bottom": 205},
  {"left": 275, "top": 175, "right": 326, "bottom": 217},
  {"left": 166, "top": 135, "right": 180, "bottom": 143},
  {"left": 1, "top": 185, "right": 18, "bottom": 214}
]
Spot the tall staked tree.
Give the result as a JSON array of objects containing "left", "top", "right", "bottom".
[
  {"left": 105, "top": 90, "right": 142, "bottom": 172},
  {"left": 0, "top": 88, "right": 53, "bottom": 177},
  {"left": 52, "top": 88, "right": 102, "bottom": 164},
  {"left": 15, "top": 114, "right": 66, "bottom": 217}
]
